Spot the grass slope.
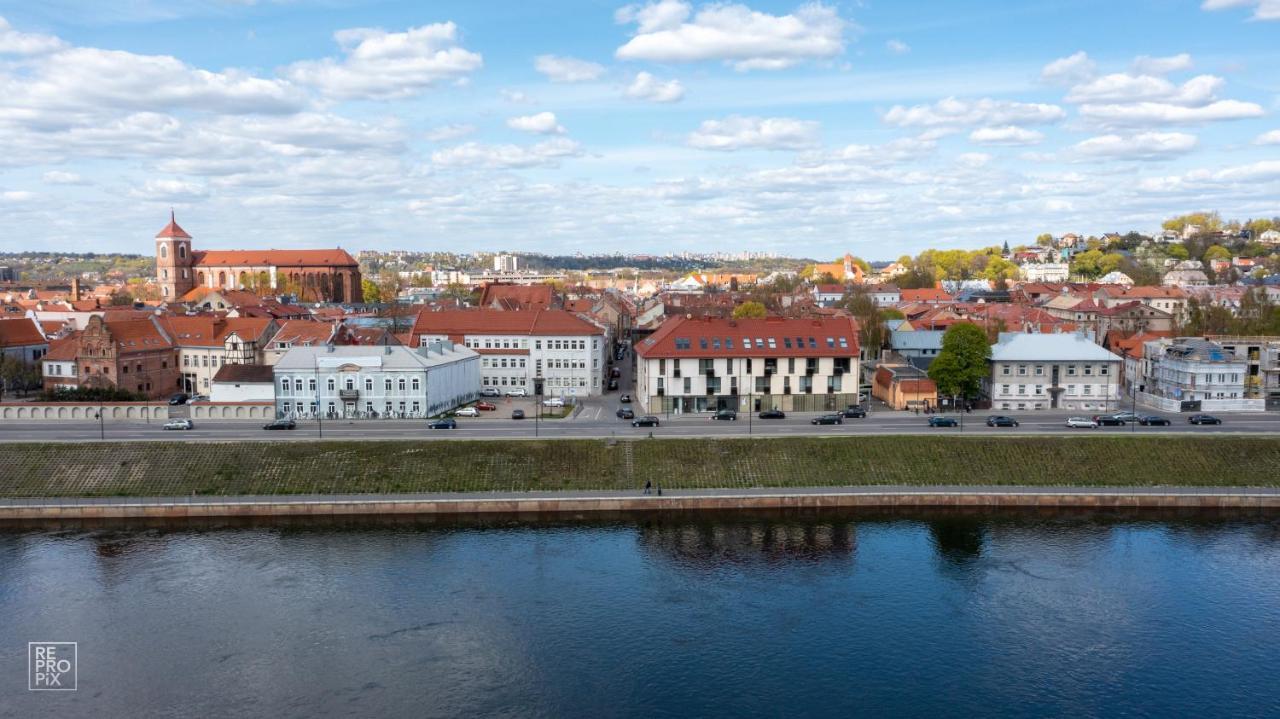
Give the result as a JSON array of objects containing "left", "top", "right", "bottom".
[{"left": 0, "top": 436, "right": 1277, "bottom": 498}]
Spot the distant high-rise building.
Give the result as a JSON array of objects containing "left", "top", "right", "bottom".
[
  {"left": 0, "top": 266, "right": 15, "bottom": 283},
  {"left": 493, "top": 254, "right": 519, "bottom": 273}
]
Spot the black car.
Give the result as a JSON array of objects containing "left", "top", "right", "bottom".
[
  {"left": 168, "top": 393, "right": 189, "bottom": 406},
  {"left": 811, "top": 414, "right": 843, "bottom": 425},
  {"left": 619, "top": 394, "right": 632, "bottom": 403},
  {"left": 616, "top": 408, "right": 635, "bottom": 420},
  {"left": 632, "top": 415, "right": 660, "bottom": 427},
  {"left": 608, "top": 379, "right": 619, "bottom": 391},
  {"left": 263, "top": 419, "right": 295, "bottom": 430},
  {"left": 511, "top": 409, "right": 526, "bottom": 420},
  {"left": 842, "top": 406, "right": 867, "bottom": 418},
  {"left": 928, "top": 416, "right": 958, "bottom": 427},
  {"left": 758, "top": 409, "right": 786, "bottom": 420},
  {"left": 1139, "top": 415, "right": 1171, "bottom": 426},
  {"left": 428, "top": 418, "right": 457, "bottom": 429},
  {"left": 1188, "top": 414, "right": 1222, "bottom": 425},
  {"left": 712, "top": 409, "right": 737, "bottom": 421},
  {"left": 986, "top": 415, "right": 1019, "bottom": 427},
  {"left": 1092, "top": 415, "right": 1125, "bottom": 426}
]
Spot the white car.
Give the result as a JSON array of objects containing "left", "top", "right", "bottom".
[
  {"left": 542, "top": 397, "right": 564, "bottom": 407},
  {"left": 453, "top": 406, "right": 480, "bottom": 417},
  {"left": 1065, "top": 417, "right": 1097, "bottom": 429},
  {"left": 504, "top": 388, "right": 528, "bottom": 397},
  {"left": 163, "top": 419, "right": 194, "bottom": 430},
  {"left": 480, "top": 387, "right": 500, "bottom": 397}
]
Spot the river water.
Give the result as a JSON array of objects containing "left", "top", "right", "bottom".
[{"left": 2, "top": 509, "right": 1279, "bottom": 718}]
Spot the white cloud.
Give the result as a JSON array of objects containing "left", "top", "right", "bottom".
[
  {"left": 957, "top": 152, "right": 991, "bottom": 168},
  {"left": 625, "top": 71, "right": 685, "bottom": 102},
  {"left": 425, "top": 123, "right": 476, "bottom": 142},
  {"left": 615, "top": 1, "right": 847, "bottom": 71},
  {"left": 1131, "top": 53, "right": 1193, "bottom": 75},
  {"left": 886, "top": 39, "right": 910, "bottom": 55},
  {"left": 1041, "top": 51, "right": 1095, "bottom": 85},
  {"left": 1, "top": 190, "right": 35, "bottom": 202},
  {"left": 506, "top": 111, "right": 566, "bottom": 135},
  {"left": 431, "top": 138, "right": 583, "bottom": 169},
  {"left": 1078, "top": 99, "right": 1264, "bottom": 126},
  {"left": 285, "top": 22, "right": 482, "bottom": 100},
  {"left": 42, "top": 170, "right": 86, "bottom": 185},
  {"left": 687, "top": 115, "right": 819, "bottom": 150},
  {"left": 0, "top": 16, "right": 65, "bottom": 55},
  {"left": 1073, "top": 131, "right": 1198, "bottom": 159},
  {"left": 1067, "top": 73, "right": 1223, "bottom": 105},
  {"left": 1201, "top": 0, "right": 1280, "bottom": 21},
  {"left": 968, "top": 126, "right": 1044, "bottom": 146},
  {"left": 1256, "top": 129, "right": 1280, "bottom": 144},
  {"left": 534, "top": 54, "right": 605, "bottom": 82},
  {"left": 822, "top": 134, "right": 938, "bottom": 164},
  {"left": 883, "top": 97, "right": 1065, "bottom": 128},
  {"left": 500, "top": 89, "right": 535, "bottom": 104},
  {"left": 130, "top": 178, "right": 207, "bottom": 200}
]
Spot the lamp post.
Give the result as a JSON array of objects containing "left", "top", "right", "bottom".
[
  {"left": 315, "top": 355, "right": 323, "bottom": 438},
  {"left": 96, "top": 405, "right": 104, "bottom": 440}
]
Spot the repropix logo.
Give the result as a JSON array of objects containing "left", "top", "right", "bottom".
[{"left": 28, "top": 642, "right": 77, "bottom": 691}]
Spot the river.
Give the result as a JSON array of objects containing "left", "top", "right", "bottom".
[{"left": 2, "top": 509, "right": 1279, "bottom": 718}]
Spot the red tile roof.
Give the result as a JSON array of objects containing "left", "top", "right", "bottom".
[
  {"left": 411, "top": 309, "right": 603, "bottom": 341},
  {"left": 193, "top": 249, "right": 357, "bottom": 268},
  {"left": 0, "top": 317, "right": 46, "bottom": 347},
  {"left": 899, "top": 288, "right": 953, "bottom": 303},
  {"left": 155, "top": 212, "right": 192, "bottom": 239},
  {"left": 479, "top": 283, "right": 554, "bottom": 310},
  {"left": 42, "top": 335, "right": 79, "bottom": 361},
  {"left": 158, "top": 317, "right": 273, "bottom": 347},
  {"left": 636, "top": 316, "right": 860, "bottom": 359},
  {"left": 270, "top": 320, "right": 334, "bottom": 346}
]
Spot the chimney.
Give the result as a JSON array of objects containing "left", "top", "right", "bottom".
[{"left": 71, "top": 277, "right": 81, "bottom": 302}]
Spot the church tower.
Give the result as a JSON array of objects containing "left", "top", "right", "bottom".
[{"left": 155, "top": 211, "right": 195, "bottom": 300}]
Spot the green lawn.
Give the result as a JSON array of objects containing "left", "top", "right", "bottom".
[{"left": 0, "top": 436, "right": 1277, "bottom": 498}]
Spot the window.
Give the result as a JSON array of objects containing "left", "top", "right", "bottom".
[
  {"left": 1035, "top": 365, "right": 1044, "bottom": 375},
  {"left": 1067, "top": 365, "right": 1077, "bottom": 376},
  {"left": 1067, "top": 384, "right": 1076, "bottom": 395},
  {"left": 308, "top": 378, "right": 316, "bottom": 392},
  {"left": 1083, "top": 365, "right": 1093, "bottom": 376},
  {"left": 1083, "top": 385, "right": 1092, "bottom": 395},
  {"left": 327, "top": 378, "right": 335, "bottom": 391},
  {"left": 1018, "top": 365, "right": 1027, "bottom": 375},
  {"left": 385, "top": 378, "right": 392, "bottom": 391},
  {"left": 1017, "top": 385, "right": 1026, "bottom": 395},
  {"left": 1001, "top": 365, "right": 1010, "bottom": 375},
  {"left": 294, "top": 378, "right": 303, "bottom": 392},
  {"left": 345, "top": 377, "right": 355, "bottom": 391},
  {"left": 365, "top": 378, "right": 373, "bottom": 391},
  {"left": 1035, "top": 385, "right": 1043, "bottom": 395},
  {"left": 1100, "top": 365, "right": 1109, "bottom": 376},
  {"left": 683, "top": 377, "right": 691, "bottom": 394},
  {"left": 412, "top": 378, "right": 420, "bottom": 391},
  {"left": 1001, "top": 384, "right": 1010, "bottom": 396},
  {"left": 281, "top": 378, "right": 290, "bottom": 393},
  {"left": 398, "top": 378, "right": 406, "bottom": 391}
]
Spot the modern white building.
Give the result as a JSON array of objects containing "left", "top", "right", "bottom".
[
  {"left": 987, "top": 332, "right": 1123, "bottom": 411},
  {"left": 272, "top": 342, "right": 480, "bottom": 419},
  {"left": 493, "top": 254, "right": 519, "bottom": 273},
  {"left": 1020, "top": 262, "right": 1070, "bottom": 283}
]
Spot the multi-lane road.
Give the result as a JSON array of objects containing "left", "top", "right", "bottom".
[{"left": 3, "top": 406, "right": 1279, "bottom": 442}]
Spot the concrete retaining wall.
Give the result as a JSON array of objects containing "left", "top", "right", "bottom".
[
  {"left": 188, "top": 403, "right": 274, "bottom": 421},
  {"left": 0, "top": 403, "right": 169, "bottom": 422}
]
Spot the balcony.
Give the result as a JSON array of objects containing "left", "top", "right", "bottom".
[{"left": 338, "top": 389, "right": 359, "bottom": 400}]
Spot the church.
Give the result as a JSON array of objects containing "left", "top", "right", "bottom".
[{"left": 155, "top": 214, "right": 363, "bottom": 303}]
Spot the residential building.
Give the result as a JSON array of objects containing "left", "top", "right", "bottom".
[
  {"left": 872, "top": 363, "right": 937, "bottom": 410},
  {"left": 210, "top": 364, "right": 275, "bottom": 403},
  {"left": 1208, "top": 336, "right": 1280, "bottom": 401},
  {"left": 888, "top": 328, "right": 944, "bottom": 368},
  {"left": 411, "top": 309, "right": 609, "bottom": 397},
  {"left": 478, "top": 283, "right": 554, "bottom": 310},
  {"left": 0, "top": 316, "right": 48, "bottom": 365},
  {"left": 1162, "top": 269, "right": 1210, "bottom": 287},
  {"left": 40, "top": 315, "right": 179, "bottom": 398},
  {"left": 987, "top": 332, "right": 1123, "bottom": 411},
  {"left": 1020, "top": 262, "right": 1070, "bottom": 283},
  {"left": 159, "top": 317, "right": 277, "bottom": 394},
  {"left": 811, "top": 254, "right": 864, "bottom": 284},
  {"left": 870, "top": 285, "right": 901, "bottom": 307},
  {"left": 1097, "top": 271, "right": 1134, "bottom": 287},
  {"left": 633, "top": 316, "right": 861, "bottom": 414},
  {"left": 263, "top": 320, "right": 338, "bottom": 364},
  {"left": 899, "top": 288, "right": 954, "bottom": 304},
  {"left": 812, "top": 284, "right": 845, "bottom": 307},
  {"left": 1096, "top": 286, "right": 1188, "bottom": 323},
  {"left": 273, "top": 342, "right": 479, "bottom": 419},
  {"left": 493, "top": 254, "right": 519, "bottom": 273},
  {"left": 1141, "top": 337, "right": 1248, "bottom": 403}
]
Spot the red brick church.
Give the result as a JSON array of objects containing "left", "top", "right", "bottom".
[{"left": 155, "top": 214, "right": 362, "bottom": 303}]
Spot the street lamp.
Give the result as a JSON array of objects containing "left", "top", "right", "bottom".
[
  {"left": 95, "top": 406, "right": 104, "bottom": 440},
  {"left": 314, "top": 355, "right": 323, "bottom": 438}
]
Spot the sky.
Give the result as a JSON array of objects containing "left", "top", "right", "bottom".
[{"left": 0, "top": 0, "right": 1278, "bottom": 260}]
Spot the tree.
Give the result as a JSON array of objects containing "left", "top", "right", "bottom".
[
  {"left": 108, "top": 290, "right": 134, "bottom": 306},
  {"left": 732, "top": 301, "right": 767, "bottom": 319},
  {"left": 833, "top": 287, "right": 886, "bottom": 356},
  {"left": 928, "top": 323, "right": 991, "bottom": 400},
  {"left": 1070, "top": 249, "right": 1105, "bottom": 279},
  {"left": 1166, "top": 244, "right": 1189, "bottom": 261},
  {"left": 361, "top": 279, "right": 382, "bottom": 303},
  {"left": 1035, "top": 233, "right": 1054, "bottom": 247},
  {"left": 1163, "top": 211, "right": 1222, "bottom": 234},
  {"left": 896, "top": 266, "right": 936, "bottom": 289},
  {"left": 1202, "top": 245, "right": 1231, "bottom": 263}
]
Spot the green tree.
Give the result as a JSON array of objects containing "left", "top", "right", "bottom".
[
  {"left": 732, "top": 301, "right": 767, "bottom": 319},
  {"left": 1070, "top": 249, "right": 1105, "bottom": 278},
  {"left": 108, "top": 290, "right": 134, "bottom": 306},
  {"left": 1166, "top": 244, "right": 1190, "bottom": 261},
  {"left": 1202, "top": 245, "right": 1231, "bottom": 263},
  {"left": 1035, "top": 233, "right": 1054, "bottom": 247},
  {"left": 1163, "top": 212, "right": 1222, "bottom": 234},
  {"left": 928, "top": 323, "right": 991, "bottom": 400},
  {"left": 833, "top": 287, "right": 886, "bottom": 355},
  {"left": 361, "top": 278, "right": 382, "bottom": 303},
  {"left": 896, "top": 266, "right": 936, "bottom": 289}
]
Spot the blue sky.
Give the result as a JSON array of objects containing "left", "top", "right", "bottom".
[{"left": 0, "top": 0, "right": 1278, "bottom": 259}]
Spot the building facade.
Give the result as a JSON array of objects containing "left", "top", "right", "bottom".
[
  {"left": 159, "top": 317, "right": 277, "bottom": 394},
  {"left": 987, "top": 332, "right": 1123, "bottom": 412},
  {"left": 41, "top": 315, "right": 180, "bottom": 398},
  {"left": 1140, "top": 337, "right": 1249, "bottom": 403}
]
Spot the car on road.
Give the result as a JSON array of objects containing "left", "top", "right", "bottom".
[
  {"left": 619, "top": 394, "right": 632, "bottom": 403},
  {"left": 986, "top": 415, "right": 1019, "bottom": 427},
  {"left": 842, "top": 406, "right": 867, "bottom": 419},
  {"left": 927, "top": 416, "right": 958, "bottom": 427},
  {"left": 611, "top": 367, "right": 622, "bottom": 379},
  {"left": 712, "top": 409, "right": 738, "bottom": 421},
  {"left": 168, "top": 393, "right": 189, "bottom": 406},
  {"left": 263, "top": 419, "right": 296, "bottom": 430},
  {"left": 616, "top": 408, "right": 635, "bottom": 420},
  {"left": 1091, "top": 415, "right": 1124, "bottom": 426},
  {"left": 608, "top": 380, "right": 619, "bottom": 391},
  {"left": 475, "top": 401, "right": 496, "bottom": 411},
  {"left": 811, "top": 414, "right": 844, "bottom": 425},
  {"left": 632, "top": 415, "right": 660, "bottom": 427},
  {"left": 428, "top": 418, "right": 457, "bottom": 429},
  {"left": 758, "top": 409, "right": 786, "bottom": 420},
  {"left": 542, "top": 397, "right": 564, "bottom": 407},
  {"left": 1139, "top": 415, "right": 1171, "bottom": 426},
  {"left": 1188, "top": 414, "right": 1222, "bottom": 425},
  {"left": 511, "top": 409, "right": 526, "bottom": 420},
  {"left": 480, "top": 387, "right": 500, "bottom": 397},
  {"left": 1067, "top": 416, "right": 1098, "bottom": 428},
  {"left": 189, "top": 394, "right": 209, "bottom": 403},
  {"left": 1111, "top": 411, "right": 1141, "bottom": 423},
  {"left": 453, "top": 406, "right": 480, "bottom": 417},
  {"left": 163, "top": 419, "right": 194, "bottom": 430},
  {"left": 504, "top": 388, "right": 528, "bottom": 397}
]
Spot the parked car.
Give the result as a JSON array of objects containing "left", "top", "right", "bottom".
[
  {"left": 189, "top": 394, "right": 209, "bottom": 403},
  {"left": 1067, "top": 417, "right": 1098, "bottom": 429},
  {"left": 542, "top": 397, "right": 564, "bottom": 407},
  {"left": 712, "top": 409, "right": 737, "bottom": 421},
  {"left": 1111, "top": 412, "right": 1141, "bottom": 423},
  {"left": 616, "top": 408, "right": 635, "bottom": 420},
  {"left": 611, "top": 367, "right": 622, "bottom": 379},
  {"left": 1188, "top": 414, "right": 1222, "bottom": 425},
  {"left": 168, "top": 393, "right": 189, "bottom": 406},
  {"left": 1091, "top": 415, "right": 1124, "bottom": 426},
  {"left": 842, "top": 406, "right": 867, "bottom": 418},
  {"left": 632, "top": 415, "right": 660, "bottom": 427},
  {"left": 511, "top": 409, "right": 526, "bottom": 420},
  {"left": 1139, "top": 415, "right": 1171, "bottom": 426},
  {"left": 428, "top": 418, "right": 457, "bottom": 429},
  {"left": 986, "top": 415, "right": 1019, "bottom": 427},
  {"left": 619, "top": 394, "right": 632, "bottom": 404},
  {"left": 758, "top": 409, "right": 786, "bottom": 419},
  {"left": 480, "top": 387, "right": 500, "bottom": 397},
  {"left": 475, "top": 401, "right": 496, "bottom": 411},
  {"left": 163, "top": 419, "right": 193, "bottom": 430},
  {"left": 453, "top": 407, "right": 480, "bottom": 417},
  {"left": 927, "top": 416, "right": 958, "bottom": 427},
  {"left": 263, "top": 419, "right": 295, "bottom": 430},
  {"left": 505, "top": 388, "right": 528, "bottom": 397},
  {"left": 811, "top": 414, "right": 844, "bottom": 425}
]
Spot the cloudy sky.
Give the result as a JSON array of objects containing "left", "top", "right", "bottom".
[{"left": 0, "top": 0, "right": 1278, "bottom": 259}]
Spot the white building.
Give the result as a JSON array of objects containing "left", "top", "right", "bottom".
[
  {"left": 987, "top": 332, "right": 1123, "bottom": 411},
  {"left": 273, "top": 342, "right": 480, "bottom": 419},
  {"left": 411, "top": 309, "right": 609, "bottom": 398},
  {"left": 1097, "top": 271, "right": 1134, "bottom": 287},
  {"left": 870, "top": 285, "right": 902, "bottom": 307},
  {"left": 1141, "top": 337, "right": 1248, "bottom": 403},
  {"left": 493, "top": 254, "right": 519, "bottom": 273},
  {"left": 1020, "top": 262, "right": 1070, "bottom": 283},
  {"left": 210, "top": 364, "right": 275, "bottom": 403}
]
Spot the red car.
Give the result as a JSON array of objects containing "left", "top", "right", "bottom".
[{"left": 475, "top": 401, "right": 496, "bottom": 411}]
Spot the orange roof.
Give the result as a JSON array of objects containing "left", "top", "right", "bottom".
[
  {"left": 1105, "top": 286, "right": 1188, "bottom": 300},
  {"left": 479, "top": 283, "right": 554, "bottom": 310},
  {"left": 899, "top": 288, "right": 953, "bottom": 303},
  {"left": 193, "top": 249, "right": 357, "bottom": 268},
  {"left": 158, "top": 317, "right": 273, "bottom": 347},
  {"left": 155, "top": 212, "right": 192, "bottom": 239},
  {"left": 635, "top": 315, "right": 860, "bottom": 359},
  {"left": 270, "top": 320, "right": 334, "bottom": 346},
  {"left": 101, "top": 317, "right": 174, "bottom": 353},
  {"left": 411, "top": 309, "right": 603, "bottom": 340},
  {"left": 0, "top": 317, "right": 45, "bottom": 347},
  {"left": 43, "top": 335, "right": 79, "bottom": 361}
]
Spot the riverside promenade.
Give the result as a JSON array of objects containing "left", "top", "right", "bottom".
[{"left": 2, "top": 485, "right": 1279, "bottom": 520}]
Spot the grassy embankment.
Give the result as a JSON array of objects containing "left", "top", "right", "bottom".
[{"left": 1, "top": 436, "right": 1278, "bottom": 498}]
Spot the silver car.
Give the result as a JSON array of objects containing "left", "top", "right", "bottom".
[{"left": 163, "top": 419, "right": 194, "bottom": 430}]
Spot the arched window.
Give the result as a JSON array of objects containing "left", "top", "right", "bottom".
[
  {"left": 159, "top": 245, "right": 168, "bottom": 259},
  {"left": 178, "top": 244, "right": 186, "bottom": 258},
  {"left": 398, "top": 378, "right": 406, "bottom": 391},
  {"left": 345, "top": 377, "right": 355, "bottom": 390}
]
